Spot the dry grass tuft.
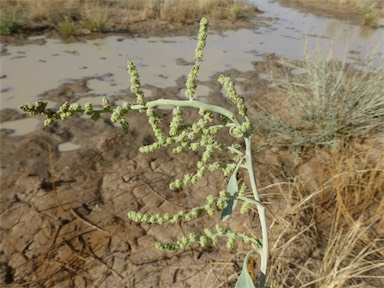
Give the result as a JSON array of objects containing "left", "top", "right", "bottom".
[{"left": 265, "top": 144, "right": 384, "bottom": 287}]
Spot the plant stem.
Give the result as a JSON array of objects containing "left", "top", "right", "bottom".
[
  {"left": 72, "top": 99, "right": 241, "bottom": 126},
  {"left": 245, "top": 136, "right": 268, "bottom": 287},
  {"left": 137, "top": 99, "right": 241, "bottom": 125}
]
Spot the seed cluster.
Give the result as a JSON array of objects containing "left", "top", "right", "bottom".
[
  {"left": 185, "top": 17, "right": 208, "bottom": 100},
  {"left": 155, "top": 223, "right": 261, "bottom": 251},
  {"left": 18, "top": 17, "right": 262, "bottom": 257},
  {"left": 127, "top": 185, "right": 257, "bottom": 251}
]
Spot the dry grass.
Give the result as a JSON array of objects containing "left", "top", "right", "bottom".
[
  {"left": 264, "top": 144, "right": 384, "bottom": 287},
  {"left": 0, "top": 0, "right": 258, "bottom": 37}
]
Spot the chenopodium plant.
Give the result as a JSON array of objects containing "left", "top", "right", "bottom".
[{"left": 20, "top": 18, "right": 269, "bottom": 288}]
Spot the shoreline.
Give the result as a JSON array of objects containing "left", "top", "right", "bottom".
[
  {"left": 2, "top": 0, "right": 383, "bottom": 46},
  {"left": 275, "top": 0, "right": 384, "bottom": 27}
]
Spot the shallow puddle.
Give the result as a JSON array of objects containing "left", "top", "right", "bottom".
[
  {"left": 0, "top": 0, "right": 383, "bottom": 137},
  {"left": 253, "top": 0, "right": 383, "bottom": 60}
]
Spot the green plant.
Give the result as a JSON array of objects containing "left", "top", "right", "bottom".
[
  {"left": 0, "top": 17, "right": 21, "bottom": 35},
  {"left": 20, "top": 18, "right": 269, "bottom": 287},
  {"left": 0, "top": 3, "right": 23, "bottom": 35},
  {"left": 255, "top": 49, "right": 384, "bottom": 150},
  {"left": 57, "top": 16, "right": 78, "bottom": 37}
]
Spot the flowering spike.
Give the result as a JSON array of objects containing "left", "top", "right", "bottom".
[{"left": 185, "top": 17, "right": 208, "bottom": 100}]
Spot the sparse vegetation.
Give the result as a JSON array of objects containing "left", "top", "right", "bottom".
[
  {"left": 0, "top": 4, "right": 23, "bottom": 35},
  {"left": 0, "top": 0, "right": 258, "bottom": 36},
  {"left": 57, "top": 17, "right": 78, "bottom": 38},
  {"left": 266, "top": 146, "right": 384, "bottom": 287},
  {"left": 255, "top": 49, "right": 384, "bottom": 150},
  {"left": 82, "top": 4, "right": 110, "bottom": 32},
  {"left": 362, "top": 3, "right": 380, "bottom": 28},
  {"left": 0, "top": 17, "right": 21, "bottom": 35}
]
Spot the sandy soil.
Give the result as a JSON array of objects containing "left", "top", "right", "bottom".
[{"left": 1, "top": 2, "right": 384, "bottom": 287}]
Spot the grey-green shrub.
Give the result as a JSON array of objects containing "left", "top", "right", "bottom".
[{"left": 255, "top": 49, "right": 384, "bottom": 149}]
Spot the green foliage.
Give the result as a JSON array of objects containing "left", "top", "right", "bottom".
[
  {"left": 57, "top": 17, "right": 78, "bottom": 37},
  {"left": 0, "top": 17, "right": 21, "bottom": 35},
  {"left": 19, "top": 17, "right": 268, "bottom": 287},
  {"left": 0, "top": 3, "right": 23, "bottom": 35}
]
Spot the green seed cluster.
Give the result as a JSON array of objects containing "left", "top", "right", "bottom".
[
  {"left": 136, "top": 102, "right": 241, "bottom": 190},
  {"left": 138, "top": 108, "right": 167, "bottom": 153},
  {"left": 102, "top": 97, "right": 110, "bottom": 110},
  {"left": 19, "top": 100, "right": 48, "bottom": 116},
  {"left": 169, "top": 107, "right": 183, "bottom": 136},
  {"left": 185, "top": 17, "right": 208, "bottom": 100},
  {"left": 195, "top": 17, "right": 208, "bottom": 61},
  {"left": 127, "top": 61, "right": 145, "bottom": 106},
  {"left": 155, "top": 223, "right": 261, "bottom": 251},
  {"left": 218, "top": 75, "right": 247, "bottom": 116},
  {"left": 238, "top": 182, "right": 252, "bottom": 214},
  {"left": 147, "top": 107, "right": 166, "bottom": 142},
  {"left": 127, "top": 188, "right": 253, "bottom": 231},
  {"left": 110, "top": 103, "right": 131, "bottom": 134},
  {"left": 19, "top": 100, "right": 86, "bottom": 126},
  {"left": 127, "top": 194, "right": 231, "bottom": 226},
  {"left": 217, "top": 75, "right": 254, "bottom": 137}
]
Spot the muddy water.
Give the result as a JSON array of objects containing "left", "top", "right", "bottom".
[
  {"left": 1, "top": 0, "right": 383, "bottom": 136},
  {"left": 253, "top": 0, "right": 383, "bottom": 59}
]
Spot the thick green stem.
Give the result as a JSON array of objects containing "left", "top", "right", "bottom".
[
  {"left": 136, "top": 99, "right": 241, "bottom": 125},
  {"left": 68, "top": 99, "right": 241, "bottom": 126},
  {"left": 245, "top": 137, "right": 268, "bottom": 287}
]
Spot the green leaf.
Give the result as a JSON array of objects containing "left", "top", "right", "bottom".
[
  {"left": 235, "top": 250, "right": 256, "bottom": 288},
  {"left": 221, "top": 160, "right": 242, "bottom": 221}
]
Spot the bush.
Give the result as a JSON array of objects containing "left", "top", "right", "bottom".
[
  {"left": 57, "top": 17, "right": 78, "bottom": 37},
  {"left": 255, "top": 49, "right": 384, "bottom": 149},
  {"left": 0, "top": 17, "right": 21, "bottom": 35}
]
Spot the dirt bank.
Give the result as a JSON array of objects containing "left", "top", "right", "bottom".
[{"left": 275, "top": 0, "right": 384, "bottom": 27}]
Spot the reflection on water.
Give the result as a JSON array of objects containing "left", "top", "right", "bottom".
[
  {"left": 58, "top": 142, "right": 81, "bottom": 152},
  {"left": 252, "top": 0, "right": 383, "bottom": 61},
  {"left": 0, "top": 118, "right": 41, "bottom": 136},
  {"left": 0, "top": 0, "right": 383, "bottom": 138}
]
